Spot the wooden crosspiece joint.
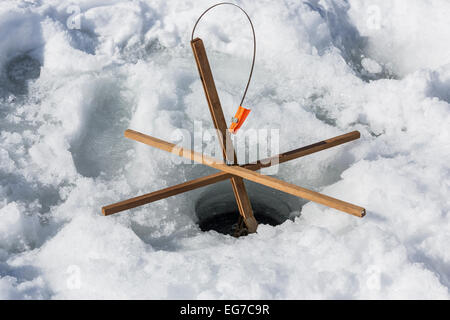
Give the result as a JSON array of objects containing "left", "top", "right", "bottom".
[{"left": 101, "top": 38, "right": 366, "bottom": 234}]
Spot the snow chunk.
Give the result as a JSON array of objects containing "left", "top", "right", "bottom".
[
  {"left": 0, "top": 202, "right": 40, "bottom": 252},
  {"left": 361, "top": 58, "right": 382, "bottom": 74}
]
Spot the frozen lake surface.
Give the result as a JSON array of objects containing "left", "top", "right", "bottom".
[{"left": 0, "top": 0, "right": 449, "bottom": 299}]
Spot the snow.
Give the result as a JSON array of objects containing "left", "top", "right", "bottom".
[
  {"left": 361, "top": 58, "right": 382, "bottom": 74},
  {"left": 0, "top": 0, "right": 449, "bottom": 299}
]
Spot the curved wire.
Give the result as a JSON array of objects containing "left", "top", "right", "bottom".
[{"left": 191, "top": 2, "right": 256, "bottom": 107}]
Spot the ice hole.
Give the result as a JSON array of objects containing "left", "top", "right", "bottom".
[{"left": 195, "top": 181, "right": 297, "bottom": 236}]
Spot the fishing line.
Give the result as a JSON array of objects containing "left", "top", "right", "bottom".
[{"left": 192, "top": 2, "right": 256, "bottom": 134}]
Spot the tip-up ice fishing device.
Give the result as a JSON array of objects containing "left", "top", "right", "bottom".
[{"left": 101, "top": 2, "right": 366, "bottom": 237}]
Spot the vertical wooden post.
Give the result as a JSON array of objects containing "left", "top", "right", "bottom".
[{"left": 191, "top": 38, "right": 258, "bottom": 233}]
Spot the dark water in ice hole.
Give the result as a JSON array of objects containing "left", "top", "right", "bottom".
[
  {"left": 198, "top": 209, "right": 281, "bottom": 236},
  {"left": 195, "top": 181, "right": 300, "bottom": 236}
]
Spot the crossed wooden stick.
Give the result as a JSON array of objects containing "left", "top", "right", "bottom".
[{"left": 101, "top": 38, "right": 366, "bottom": 233}]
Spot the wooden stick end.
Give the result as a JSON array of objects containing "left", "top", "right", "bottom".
[
  {"left": 102, "top": 206, "right": 116, "bottom": 216},
  {"left": 244, "top": 216, "right": 258, "bottom": 233},
  {"left": 360, "top": 208, "right": 366, "bottom": 218},
  {"left": 191, "top": 37, "right": 202, "bottom": 44},
  {"left": 124, "top": 129, "right": 133, "bottom": 138}
]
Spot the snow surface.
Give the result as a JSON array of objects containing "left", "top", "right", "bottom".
[{"left": 0, "top": 0, "right": 449, "bottom": 299}]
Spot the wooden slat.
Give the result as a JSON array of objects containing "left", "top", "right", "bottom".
[
  {"left": 245, "top": 131, "right": 361, "bottom": 170},
  {"left": 191, "top": 37, "right": 257, "bottom": 232},
  {"left": 102, "top": 130, "right": 360, "bottom": 216},
  {"left": 124, "top": 129, "right": 366, "bottom": 218},
  {"left": 191, "top": 38, "right": 231, "bottom": 160},
  {"left": 101, "top": 172, "right": 231, "bottom": 216}
]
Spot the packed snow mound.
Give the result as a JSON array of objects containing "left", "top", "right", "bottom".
[{"left": 0, "top": 0, "right": 449, "bottom": 299}]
